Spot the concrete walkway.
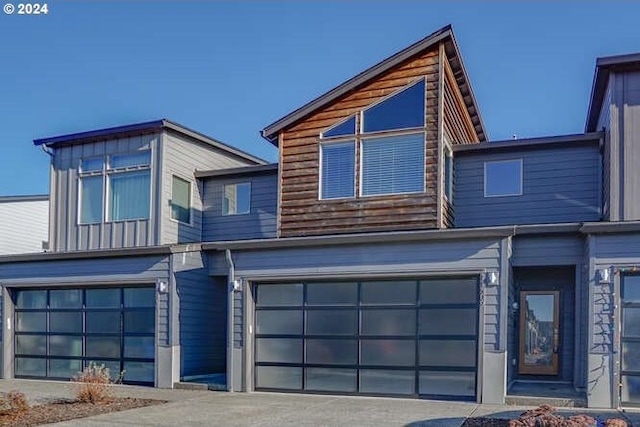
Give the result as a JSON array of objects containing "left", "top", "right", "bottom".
[{"left": 0, "top": 379, "right": 638, "bottom": 426}]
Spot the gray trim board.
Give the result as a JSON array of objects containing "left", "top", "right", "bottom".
[
  {"left": 0, "top": 243, "right": 200, "bottom": 263},
  {"left": 586, "top": 52, "right": 640, "bottom": 132},
  {"left": 454, "top": 133, "right": 602, "bottom": 154},
  {"left": 0, "top": 195, "right": 48, "bottom": 203},
  {"left": 261, "top": 24, "right": 487, "bottom": 143},
  {"left": 34, "top": 119, "right": 265, "bottom": 165},
  {"left": 195, "top": 164, "right": 278, "bottom": 179}
]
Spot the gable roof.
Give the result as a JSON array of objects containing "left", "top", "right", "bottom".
[
  {"left": 34, "top": 119, "right": 266, "bottom": 165},
  {"left": 586, "top": 52, "right": 640, "bottom": 132},
  {"left": 261, "top": 25, "right": 487, "bottom": 144}
]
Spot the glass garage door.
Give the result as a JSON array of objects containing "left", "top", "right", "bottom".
[
  {"left": 621, "top": 274, "right": 640, "bottom": 405},
  {"left": 254, "top": 278, "right": 478, "bottom": 399},
  {"left": 14, "top": 287, "right": 155, "bottom": 385}
]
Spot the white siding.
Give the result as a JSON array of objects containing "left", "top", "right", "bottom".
[{"left": 0, "top": 198, "right": 48, "bottom": 255}]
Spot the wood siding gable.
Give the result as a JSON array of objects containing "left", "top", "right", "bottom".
[{"left": 278, "top": 47, "right": 442, "bottom": 237}]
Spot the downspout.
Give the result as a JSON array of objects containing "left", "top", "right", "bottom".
[{"left": 225, "top": 249, "right": 235, "bottom": 392}]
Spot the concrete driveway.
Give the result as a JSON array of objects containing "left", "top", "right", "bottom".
[{"left": 0, "top": 379, "right": 637, "bottom": 426}]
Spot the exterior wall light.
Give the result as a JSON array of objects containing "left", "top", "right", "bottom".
[
  {"left": 156, "top": 279, "right": 169, "bottom": 294},
  {"left": 597, "top": 267, "right": 611, "bottom": 284},
  {"left": 485, "top": 270, "right": 499, "bottom": 286},
  {"left": 231, "top": 279, "right": 244, "bottom": 292}
]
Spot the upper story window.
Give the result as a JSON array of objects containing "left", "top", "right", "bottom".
[
  {"left": 484, "top": 159, "right": 522, "bottom": 197},
  {"left": 319, "top": 79, "right": 426, "bottom": 200},
  {"left": 171, "top": 175, "right": 191, "bottom": 224},
  {"left": 78, "top": 151, "right": 151, "bottom": 224},
  {"left": 223, "top": 182, "right": 251, "bottom": 215}
]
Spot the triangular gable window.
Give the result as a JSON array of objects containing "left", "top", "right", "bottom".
[
  {"left": 362, "top": 79, "right": 425, "bottom": 133},
  {"left": 322, "top": 115, "right": 356, "bottom": 138}
]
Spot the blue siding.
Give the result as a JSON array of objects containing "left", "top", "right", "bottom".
[
  {"left": 455, "top": 144, "right": 601, "bottom": 227},
  {"left": 202, "top": 172, "right": 277, "bottom": 241},
  {"left": 173, "top": 251, "right": 226, "bottom": 376}
]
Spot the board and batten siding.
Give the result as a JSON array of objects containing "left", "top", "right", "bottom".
[
  {"left": 172, "top": 250, "right": 226, "bottom": 376},
  {"left": 0, "top": 198, "right": 48, "bottom": 255},
  {"left": 160, "top": 130, "right": 254, "bottom": 245},
  {"left": 278, "top": 47, "right": 442, "bottom": 237},
  {"left": 202, "top": 172, "right": 277, "bottom": 242},
  {"left": 50, "top": 133, "right": 160, "bottom": 251},
  {"left": 0, "top": 255, "right": 170, "bottom": 346},
  {"left": 615, "top": 70, "right": 640, "bottom": 221},
  {"left": 455, "top": 143, "right": 601, "bottom": 228}
]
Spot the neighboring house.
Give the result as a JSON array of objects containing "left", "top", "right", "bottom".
[
  {"left": 1, "top": 24, "right": 640, "bottom": 410},
  {"left": 0, "top": 195, "right": 48, "bottom": 255}
]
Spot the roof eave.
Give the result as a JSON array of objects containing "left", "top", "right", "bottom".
[{"left": 261, "top": 25, "right": 460, "bottom": 144}]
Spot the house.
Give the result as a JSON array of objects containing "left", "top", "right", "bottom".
[
  {"left": 0, "top": 24, "right": 640, "bottom": 409},
  {"left": 0, "top": 195, "right": 48, "bottom": 255}
]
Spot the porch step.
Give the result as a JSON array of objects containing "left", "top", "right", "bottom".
[
  {"left": 505, "top": 394, "right": 587, "bottom": 408},
  {"left": 174, "top": 373, "right": 227, "bottom": 391}
]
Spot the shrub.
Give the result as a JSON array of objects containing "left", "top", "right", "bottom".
[
  {"left": 508, "top": 405, "right": 627, "bottom": 427},
  {"left": 0, "top": 390, "right": 29, "bottom": 415},
  {"left": 72, "top": 362, "right": 120, "bottom": 404}
]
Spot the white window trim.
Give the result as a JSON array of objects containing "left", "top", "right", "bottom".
[
  {"left": 483, "top": 158, "right": 523, "bottom": 198},
  {"left": 77, "top": 151, "right": 152, "bottom": 225},
  {"left": 318, "top": 77, "right": 428, "bottom": 201},
  {"left": 358, "top": 131, "right": 426, "bottom": 198},
  {"left": 169, "top": 174, "right": 193, "bottom": 226},
  {"left": 319, "top": 140, "right": 357, "bottom": 201},
  {"left": 222, "top": 181, "right": 252, "bottom": 216}
]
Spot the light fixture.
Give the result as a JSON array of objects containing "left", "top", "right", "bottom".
[
  {"left": 598, "top": 268, "right": 611, "bottom": 284},
  {"left": 485, "top": 271, "right": 499, "bottom": 286},
  {"left": 156, "top": 279, "right": 169, "bottom": 294},
  {"left": 231, "top": 279, "right": 244, "bottom": 292}
]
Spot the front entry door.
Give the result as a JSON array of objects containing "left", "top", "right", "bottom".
[{"left": 518, "top": 291, "right": 560, "bottom": 375}]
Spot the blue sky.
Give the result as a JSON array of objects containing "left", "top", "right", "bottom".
[{"left": 2, "top": 1, "right": 640, "bottom": 196}]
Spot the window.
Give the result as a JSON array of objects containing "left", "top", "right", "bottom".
[
  {"left": 484, "top": 159, "right": 522, "bottom": 197},
  {"left": 320, "top": 142, "right": 355, "bottom": 199},
  {"left": 170, "top": 175, "right": 191, "bottom": 223},
  {"left": 318, "top": 78, "right": 426, "bottom": 200},
  {"left": 444, "top": 145, "right": 453, "bottom": 201},
  {"left": 223, "top": 182, "right": 251, "bottom": 215},
  {"left": 78, "top": 151, "right": 151, "bottom": 224},
  {"left": 361, "top": 134, "right": 424, "bottom": 196}
]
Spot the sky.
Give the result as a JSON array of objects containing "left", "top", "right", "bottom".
[{"left": 2, "top": 1, "right": 640, "bottom": 196}]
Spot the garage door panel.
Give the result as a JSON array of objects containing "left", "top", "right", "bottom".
[
  {"left": 305, "top": 367, "right": 356, "bottom": 392},
  {"left": 419, "top": 370, "right": 476, "bottom": 397},
  {"left": 50, "top": 335, "right": 82, "bottom": 357},
  {"left": 50, "top": 312, "right": 82, "bottom": 333},
  {"left": 361, "top": 309, "right": 416, "bottom": 335},
  {"left": 419, "top": 308, "right": 478, "bottom": 335},
  {"left": 255, "top": 278, "right": 479, "bottom": 399},
  {"left": 16, "top": 312, "right": 46, "bottom": 332},
  {"left": 256, "top": 338, "right": 302, "bottom": 363},
  {"left": 49, "top": 359, "right": 82, "bottom": 379},
  {"left": 360, "top": 369, "right": 415, "bottom": 395},
  {"left": 256, "top": 366, "right": 302, "bottom": 390},
  {"left": 419, "top": 340, "right": 476, "bottom": 367},
  {"left": 306, "top": 310, "right": 357, "bottom": 335},
  {"left": 306, "top": 339, "right": 357, "bottom": 365},
  {"left": 256, "top": 310, "right": 302, "bottom": 335}
]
